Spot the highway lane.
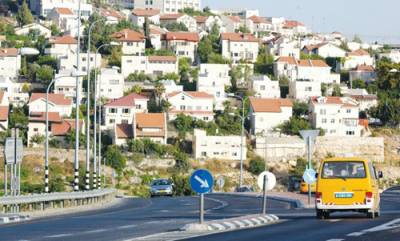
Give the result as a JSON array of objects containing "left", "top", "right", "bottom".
[
  {"left": 183, "top": 190, "right": 400, "bottom": 241},
  {"left": 0, "top": 194, "right": 291, "bottom": 241}
]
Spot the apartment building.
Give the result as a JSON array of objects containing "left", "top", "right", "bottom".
[{"left": 134, "top": 0, "right": 201, "bottom": 14}]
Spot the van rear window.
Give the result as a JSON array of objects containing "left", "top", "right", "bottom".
[{"left": 322, "top": 161, "right": 366, "bottom": 179}]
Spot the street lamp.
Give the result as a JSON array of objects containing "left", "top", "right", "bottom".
[
  {"left": 45, "top": 69, "right": 85, "bottom": 193},
  {"left": 85, "top": 19, "right": 103, "bottom": 191},
  {"left": 227, "top": 93, "right": 246, "bottom": 188},
  {"left": 93, "top": 42, "right": 119, "bottom": 189}
]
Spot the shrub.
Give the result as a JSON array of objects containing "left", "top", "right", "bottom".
[
  {"left": 171, "top": 174, "right": 194, "bottom": 196},
  {"left": 248, "top": 156, "right": 265, "bottom": 175}
]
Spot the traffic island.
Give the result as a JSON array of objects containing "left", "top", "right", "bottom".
[
  {"left": 0, "top": 214, "right": 30, "bottom": 224},
  {"left": 181, "top": 214, "right": 279, "bottom": 232}
]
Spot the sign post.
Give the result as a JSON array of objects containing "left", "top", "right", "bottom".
[
  {"left": 299, "top": 130, "right": 320, "bottom": 206},
  {"left": 216, "top": 176, "right": 225, "bottom": 191},
  {"left": 257, "top": 171, "right": 276, "bottom": 215},
  {"left": 190, "top": 169, "right": 214, "bottom": 224}
]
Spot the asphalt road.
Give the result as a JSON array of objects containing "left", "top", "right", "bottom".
[
  {"left": 183, "top": 189, "right": 400, "bottom": 241},
  {"left": 0, "top": 194, "right": 291, "bottom": 241}
]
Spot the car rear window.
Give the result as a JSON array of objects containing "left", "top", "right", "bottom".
[
  {"left": 152, "top": 180, "right": 171, "bottom": 186},
  {"left": 322, "top": 161, "right": 366, "bottom": 179}
]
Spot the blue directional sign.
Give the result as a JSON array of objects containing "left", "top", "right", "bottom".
[{"left": 190, "top": 169, "right": 214, "bottom": 194}]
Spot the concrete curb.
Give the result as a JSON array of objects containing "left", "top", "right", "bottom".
[
  {"left": 0, "top": 215, "right": 30, "bottom": 224},
  {"left": 181, "top": 214, "right": 279, "bottom": 232}
]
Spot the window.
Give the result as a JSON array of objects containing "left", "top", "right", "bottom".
[
  {"left": 305, "top": 87, "right": 312, "bottom": 91},
  {"left": 201, "top": 152, "right": 207, "bottom": 157},
  {"left": 346, "top": 109, "right": 351, "bottom": 113},
  {"left": 180, "top": 105, "right": 186, "bottom": 110},
  {"left": 109, "top": 108, "right": 117, "bottom": 113},
  {"left": 34, "top": 128, "right": 38, "bottom": 132},
  {"left": 122, "top": 108, "right": 130, "bottom": 114},
  {"left": 121, "top": 119, "right": 129, "bottom": 124},
  {"left": 331, "top": 119, "right": 335, "bottom": 123},
  {"left": 203, "top": 117, "right": 209, "bottom": 121},
  {"left": 322, "top": 161, "right": 366, "bottom": 179},
  {"left": 346, "top": 130, "right": 355, "bottom": 135},
  {"left": 109, "top": 119, "right": 115, "bottom": 124},
  {"left": 260, "top": 85, "right": 265, "bottom": 90},
  {"left": 320, "top": 109, "right": 326, "bottom": 115},
  {"left": 322, "top": 118, "right": 327, "bottom": 124},
  {"left": 181, "top": 96, "right": 185, "bottom": 100},
  {"left": 127, "top": 42, "right": 133, "bottom": 46},
  {"left": 135, "top": 104, "right": 142, "bottom": 109}
]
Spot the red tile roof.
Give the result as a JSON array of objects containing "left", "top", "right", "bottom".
[
  {"left": 104, "top": 93, "right": 148, "bottom": 107},
  {"left": 228, "top": 16, "right": 241, "bottom": 23},
  {"left": 354, "top": 64, "right": 375, "bottom": 72},
  {"left": 0, "top": 48, "right": 18, "bottom": 57},
  {"left": 0, "top": 106, "right": 8, "bottom": 121},
  {"left": 49, "top": 35, "right": 77, "bottom": 45},
  {"left": 148, "top": 55, "right": 177, "bottom": 62},
  {"left": 163, "top": 32, "right": 199, "bottom": 42},
  {"left": 250, "top": 98, "right": 293, "bottom": 113},
  {"left": 248, "top": 15, "right": 270, "bottom": 24},
  {"left": 221, "top": 33, "right": 259, "bottom": 43},
  {"left": 348, "top": 49, "right": 370, "bottom": 56},
  {"left": 276, "top": 56, "right": 298, "bottom": 65},
  {"left": 0, "top": 91, "right": 5, "bottom": 103},
  {"left": 136, "top": 112, "right": 165, "bottom": 129},
  {"left": 276, "top": 57, "right": 329, "bottom": 68},
  {"left": 112, "top": 29, "right": 146, "bottom": 42},
  {"left": 132, "top": 8, "right": 160, "bottom": 17},
  {"left": 101, "top": 8, "right": 124, "bottom": 19},
  {"left": 160, "top": 13, "right": 184, "bottom": 20},
  {"left": 166, "top": 91, "right": 213, "bottom": 99},
  {"left": 29, "top": 112, "right": 62, "bottom": 122},
  {"left": 51, "top": 119, "right": 84, "bottom": 136},
  {"left": 284, "top": 20, "right": 304, "bottom": 28},
  {"left": 195, "top": 16, "right": 207, "bottom": 23},
  {"left": 55, "top": 7, "right": 74, "bottom": 15},
  {"left": 303, "top": 43, "right": 327, "bottom": 51},
  {"left": 116, "top": 123, "right": 133, "bottom": 139},
  {"left": 29, "top": 93, "right": 72, "bottom": 106}
]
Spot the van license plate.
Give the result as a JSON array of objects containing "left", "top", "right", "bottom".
[{"left": 335, "top": 193, "right": 353, "bottom": 198}]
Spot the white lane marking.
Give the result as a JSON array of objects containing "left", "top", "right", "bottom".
[
  {"left": 347, "top": 218, "right": 400, "bottom": 237},
  {"left": 83, "top": 229, "right": 108, "bottom": 234},
  {"left": 117, "top": 224, "right": 137, "bottom": 229},
  {"left": 328, "top": 219, "right": 342, "bottom": 222},
  {"left": 44, "top": 233, "right": 74, "bottom": 238},
  {"left": 326, "top": 239, "right": 344, "bottom": 241},
  {"left": 160, "top": 210, "right": 169, "bottom": 213}
]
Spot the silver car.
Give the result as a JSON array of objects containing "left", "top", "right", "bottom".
[{"left": 150, "top": 179, "right": 174, "bottom": 197}]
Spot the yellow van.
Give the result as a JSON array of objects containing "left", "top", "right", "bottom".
[{"left": 315, "top": 158, "right": 382, "bottom": 219}]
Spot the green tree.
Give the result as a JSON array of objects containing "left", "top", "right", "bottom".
[
  {"left": 30, "top": 134, "right": 45, "bottom": 146},
  {"left": 248, "top": 156, "right": 265, "bottom": 175},
  {"left": 352, "top": 35, "right": 363, "bottom": 44},
  {"left": 197, "top": 36, "right": 213, "bottom": 63},
  {"left": 105, "top": 145, "right": 127, "bottom": 173},
  {"left": 351, "top": 79, "right": 367, "bottom": 89},
  {"left": 174, "top": 114, "right": 194, "bottom": 139},
  {"left": 36, "top": 65, "right": 54, "bottom": 85},
  {"left": 208, "top": 53, "right": 231, "bottom": 64},
  {"left": 293, "top": 101, "right": 309, "bottom": 117},
  {"left": 16, "top": 0, "right": 33, "bottom": 27},
  {"left": 143, "top": 17, "right": 152, "bottom": 49},
  {"left": 108, "top": 46, "right": 122, "bottom": 67},
  {"left": 332, "top": 84, "right": 342, "bottom": 97},
  {"left": 279, "top": 117, "right": 311, "bottom": 136},
  {"left": 289, "top": 157, "right": 307, "bottom": 177},
  {"left": 173, "top": 151, "right": 190, "bottom": 173}
]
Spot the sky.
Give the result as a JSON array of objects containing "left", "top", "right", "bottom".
[{"left": 202, "top": 0, "right": 400, "bottom": 44}]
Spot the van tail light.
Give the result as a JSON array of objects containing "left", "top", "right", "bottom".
[
  {"left": 316, "top": 192, "right": 322, "bottom": 203},
  {"left": 365, "top": 192, "right": 373, "bottom": 203}
]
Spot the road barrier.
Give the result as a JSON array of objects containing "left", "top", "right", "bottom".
[{"left": 0, "top": 188, "right": 116, "bottom": 214}]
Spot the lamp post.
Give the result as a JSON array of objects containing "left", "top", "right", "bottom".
[
  {"left": 45, "top": 70, "right": 85, "bottom": 193},
  {"left": 93, "top": 42, "right": 119, "bottom": 189},
  {"left": 227, "top": 94, "right": 246, "bottom": 188},
  {"left": 85, "top": 19, "right": 103, "bottom": 191},
  {"left": 72, "top": 0, "right": 83, "bottom": 192}
]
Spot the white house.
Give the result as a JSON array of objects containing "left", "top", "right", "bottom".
[
  {"left": 220, "top": 15, "right": 242, "bottom": 33},
  {"left": 342, "top": 88, "right": 378, "bottom": 111},
  {"left": 249, "top": 97, "right": 293, "bottom": 135},
  {"left": 281, "top": 20, "right": 309, "bottom": 36},
  {"left": 0, "top": 48, "right": 20, "bottom": 80},
  {"left": 266, "top": 36, "right": 300, "bottom": 59},
  {"left": 29, "top": 0, "right": 92, "bottom": 18},
  {"left": 112, "top": 29, "right": 146, "bottom": 56},
  {"left": 103, "top": 93, "right": 148, "bottom": 129},
  {"left": 193, "top": 129, "right": 247, "bottom": 161},
  {"left": 113, "top": 112, "right": 167, "bottom": 146},
  {"left": 0, "top": 76, "right": 30, "bottom": 106},
  {"left": 195, "top": 15, "right": 223, "bottom": 32},
  {"left": 274, "top": 56, "right": 340, "bottom": 84},
  {"left": 133, "top": 0, "right": 201, "bottom": 14},
  {"left": 121, "top": 55, "right": 178, "bottom": 78},
  {"left": 246, "top": 15, "right": 272, "bottom": 37},
  {"left": 45, "top": 35, "right": 78, "bottom": 59},
  {"left": 343, "top": 49, "right": 374, "bottom": 70},
  {"left": 160, "top": 79, "right": 183, "bottom": 95},
  {"left": 161, "top": 32, "right": 199, "bottom": 61},
  {"left": 250, "top": 75, "right": 281, "bottom": 98},
  {"left": 289, "top": 79, "right": 322, "bottom": 101},
  {"left": 100, "top": 8, "right": 125, "bottom": 25},
  {"left": 28, "top": 93, "right": 73, "bottom": 117},
  {"left": 166, "top": 91, "right": 214, "bottom": 121},
  {"left": 349, "top": 64, "right": 377, "bottom": 83},
  {"left": 48, "top": 7, "right": 79, "bottom": 37},
  {"left": 14, "top": 23, "right": 52, "bottom": 38},
  {"left": 221, "top": 33, "right": 259, "bottom": 63},
  {"left": 59, "top": 49, "right": 101, "bottom": 74},
  {"left": 302, "top": 42, "right": 346, "bottom": 58},
  {"left": 160, "top": 14, "right": 197, "bottom": 32},
  {"left": 98, "top": 68, "right": 124, "bottom": 100},
  {"left": 0, "top": 91, "right": 9, "bottom": 132},
  {"left": 149, "top": 25, "right": 167, "bottom": 50},
  {"left": 197, "top": 64, "right": 230, "bottom": 110},
  {"left": 380, "top": 50, "right": 400, "bottom": 63},
  {"left": 54, "top": 70, "right": 84, "bottom": 103},
  {"left": 27, "top": 112, "right": 62, "bottom": 147},
  {"left": 309, "top": 96, "right": 362, "bottom": 137},
  {"left": 130, "top": 9, "right": 160, "bottom": 26}
]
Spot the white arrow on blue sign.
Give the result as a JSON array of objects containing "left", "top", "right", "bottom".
[{"left": 190, "top": 169, "right": 214, "bottom": 194}]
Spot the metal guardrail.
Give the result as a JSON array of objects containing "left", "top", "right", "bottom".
[{"left": 0, "top": 188, "right": 116, "bottom": 206}]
